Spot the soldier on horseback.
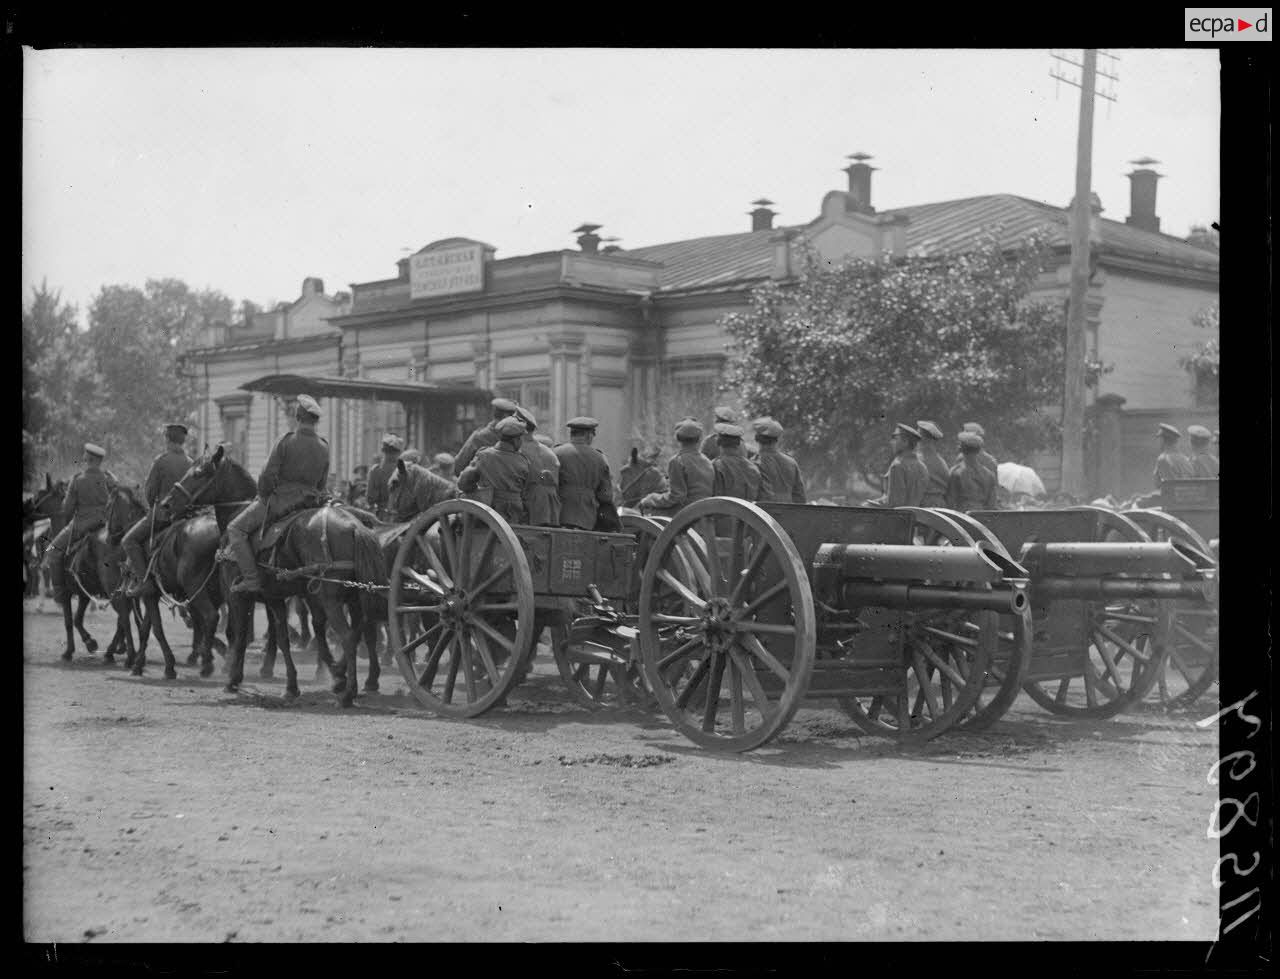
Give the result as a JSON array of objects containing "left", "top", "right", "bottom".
[
  {"left": 227, "top": 394, "right": 330, "bottom": 594},
  {"left": 42, "top": 443, "right": 117, "bottom": 602},
  {"left": 121, "top": 423, "right": 193, "bottom": 597}
]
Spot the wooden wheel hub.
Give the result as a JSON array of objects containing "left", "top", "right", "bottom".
[
  {"left": 438, "top": 591, "right": 469, "bottom": 627},
  {"left": 700, "top": 598, "right": 736, "bottom": 647}
]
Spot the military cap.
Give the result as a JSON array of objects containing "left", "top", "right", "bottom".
[
  {"left": 894, "top": 423, "right": 922, "bottom": 440},
  {"left": 296, "top": 394, "right": 322, "bottom": 418},
  {"left": 83, "top": 442, "right": 106, "bottom": 458},
  {"left": 495, "top": 417, "right": 527, "bottom": 439},
  {"left": 957, "top": 431, "right": 984, "bottom": 449},
  {"left": 1186, "top": 424, "right": 1212, "bottom": 440},
  {"left": 380, "top": 434, "right": 405, "bottom": 452},
  {"left": 566, "top": 416, "right": 599, "bottom": 430},
  {"left": 491, "top": 397, "right": 519, "bottom": 413},
  {"left": 164, "top": 422, "right": 189, "bottom": 436},
  {"left": 400, "top": 448, "right": 423, "bottom": 464},
  {"left": 713, "top": 406, "right": 737, "bottom": 423},
  {"left": 533, "top": 433, "right": 555, "bottom": 447},
  {"left": 916, "top": 421, "right": 944, "bottom": 441},
  {"left": 432, "top": 452, "right": 455, "bottom": 467},
  {"left": 674, "top": 419, "right": 703, "bottom": 440},
  {"left": 714, "top": 423, "right": 744, "bottom": 439},
  {"left": 352, "top": 464, "right": 370, "bottom": 475},
  {"left": 962, "top": 422, "right": 985, "bottom": 437},
  {"left": 753, "top": 417, "right": 783, "bottom": 439},
  {"left": 1157, "top": 423, "right": 1181, "bottom": 438},
  {"left": 514, "top": 405, "right": 538, "bottom": 429}
]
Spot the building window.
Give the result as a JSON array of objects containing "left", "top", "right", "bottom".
[
  {"left": 494, "top": 381, "right": 551, "bottom": 418},
  {"left": 668, "top": 371, "right": 721, "bottom": 425},
  {"left": 220, "top": 410, "right": 248, "bottom": 465}
]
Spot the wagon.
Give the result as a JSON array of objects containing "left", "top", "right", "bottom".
[
  {"left": 953, "top": 506, "right": 1216, "bottom": 722},
  {"left": 1123, "top": 478, "right": 1220, "bottom": 708},
  {"left": 385, "top": 499, "right": 653, "bottom": 716},
  {"left": 633, "top": 498, "right": 1032, "bottom": 751}
]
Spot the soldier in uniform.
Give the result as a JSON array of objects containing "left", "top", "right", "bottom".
[
  {"left": 1154, "top": 423, "right": 1196, "bottom": 488},
  {"left": 555, "top": 417, "right": 614, "bottom": 530},
  {"left": 954, "top": 422, "right": 998, "bottom": 476},
  {"left": 640, "top": 418, "right": 715, "bottom": 515},
  {"left": 1186, "top": 425, "right": 1219, "bottom": 477},
  {"left": 400, "top": 448, "right": 423, "bottom": 465},
  {"left": 701, "top": 406, "right": 738, "bottom": 461},
  {"left": 386, "top": 455, "right": 458, "bottom": 522},
  {"left": 618, "top": 446, "right": 668, "bottom": 509},
  {"left": 346, "top": 464, "right": 370, "bottom": 506},
  {"left": 429, "top": 453, "right": 456, "bottom": 483},
  {"left": 752, "top": 417, "right": 806, "bottom": 503},
  {"left": 121, "top": 423, "right": 195, "bottom": 596},
  {"left": 366, "top": 434, "right": 404, "bottom": 521},
  {"left": 865, "top": 424, "right": 928, "bottom": 508},
  {"left": 227, "top": 395, "right": 330, "bottom": 594},
  {"left": 457, "top": 416, "right": 533, "bottom": 524},
  {"left": 916, "top": 421, "right": 951, "bottom": 508},
  {"left": 514, "top": 406, "right": 561, "bottom": 527},
  {"left": 946, "top": 431, "right": 999, "bottom": 512},
  {"left": 454, "top": 397, "right": 520, "bottom": 474},
  {"left": 711, "top": 423, "right": 769, "bottom": 502},
  {"left": 43, "top": 443, "right": 118, "bottom": 602}
]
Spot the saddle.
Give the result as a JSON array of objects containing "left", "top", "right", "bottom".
[{"left": 252, "top": 507, "right": 318, "bottom": 557}]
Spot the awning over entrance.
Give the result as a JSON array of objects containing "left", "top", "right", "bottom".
[{"left": 240, "top": 373, "right": 491, "bottom": 406}]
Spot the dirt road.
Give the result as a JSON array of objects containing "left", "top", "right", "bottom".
[{"left": 23, "top": 601, "right": 1219, "bottom": 942}]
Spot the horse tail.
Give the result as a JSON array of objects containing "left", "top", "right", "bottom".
[{"left": 352, "top": 523, "right": 387, "bottom": 590}]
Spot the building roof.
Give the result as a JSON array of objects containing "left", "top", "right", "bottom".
[
  {"left": 239, "top": 373, "right": 491, "bottom": 405},
  {"left": 623, "top": 193, "right": 1219, "bottom": 296}
]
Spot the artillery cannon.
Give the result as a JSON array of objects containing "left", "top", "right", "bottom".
[
  {"left": 955, "top": 506, "right": 1216, "bottom": 722},
  {"left": 635, "top": 498, "right": 1032, "bottom": 751},
  {"left": 1122, "top": 497, "right": 1220, "bottom": 709}
]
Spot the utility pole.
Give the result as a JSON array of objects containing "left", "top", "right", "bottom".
[{"left": 1050, "top": 49, "right": 1117, "bottom": 498}]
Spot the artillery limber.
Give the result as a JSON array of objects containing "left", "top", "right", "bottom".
[
  {"left": 1122, "top": 479, "right": 1220, "bottom": 708},
  {"left": 634, "top": 499, "right": 1032, "bottom": 751},
  {"left": 952, "top": 506, "right": 1216, "bottom": 721},
  {"left": 386, "top": 499, "right": 655, "bottom": 716}
]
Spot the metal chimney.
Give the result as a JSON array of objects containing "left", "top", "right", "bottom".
[
  {"left": 843, "top": 152, "right": 877, "bottom": 214},
  {"left": 1125, "top": 157, "right": 1163, "bottom": 234},
  {"left": 573, "top": 223, "right": 603, "bottom": 254},
  {"left": 749, "top": 198, "right": 777, "bottom": 231}
]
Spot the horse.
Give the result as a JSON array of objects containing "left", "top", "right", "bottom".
[
  {"left": 55, "top": 484, "right": 147, "bottom": 665},
  {"left": 162, "top": 446, "right": 386, "bottom": 703},
  {"left": 24, "top": 475, "right": 67, "bottom": 601}
]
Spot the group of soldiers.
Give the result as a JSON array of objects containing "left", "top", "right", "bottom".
[
  {"left": 1153, "top": 423, "right": 1220, "bottom": 485},
  {"left": 43, "top": 392, "right": 1221, "bottom": 602}
]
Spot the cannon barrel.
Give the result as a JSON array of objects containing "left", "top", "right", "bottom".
[
  {"left": 840, "top": 580, "right": 1029, "bottom": 614},
  {"left": 1030, "top": 577, "right": 1214, "bottom": 602},
  {"left": 1017, "top": 540, "right": 1211, "bottom": 579},
  {"left": 814, "top": 541, "right": 1030, "bottom": 585}
]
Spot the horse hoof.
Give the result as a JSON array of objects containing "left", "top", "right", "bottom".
[
  {"left": 186, "top": 654, "right": 200, "bottom": 667},
  {"left": 331, "top": 677, "right": 348, "bottom": 695},
  {"left": 103, "top": 653, "right": 115, "bottom": 664},
  {"left": 364, "top": 681, "right": 380, "bottom": 694},
  {"left": 164, "top": 668, "right": 177, "bottom": 680},
  {"left": 84, "top": 638, "right": 99, "bottom": 654},
  {"left": 60, "top": 649, "right": 73, "bottom": 662},
  {"left": 224, "top": 683, "right": 239, "bottom": 694},
  {"left": 285, "top": 688, "right": 300, "bottom": 701},
  {"left": 200, "top": 663, "right": 214, "bottom": 679},
  {"left": 258, "top": 668, "right": 274, "bottom": 680}
]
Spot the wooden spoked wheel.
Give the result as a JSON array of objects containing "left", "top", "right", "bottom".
[
  {"left": 550, "top": 513, "right": 670, "bottom": 710},
  {"left": 1022, "top": 508, "right": 1170, "bottom": 719},
  {"left": 388, "top": 500, "right": 536, "bottom": 718},
  {"left": 1124, "top": 508, "right": 1219, "bottom": 709},
  {"left": 638, "top": 498, "right": 815, "bottom": 752},
  {"left": 839, "top": 508, "right": 1006, "bottom": 741}
]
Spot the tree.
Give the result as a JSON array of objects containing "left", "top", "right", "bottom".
[
  {"left": 22, "top": 281, "right": 99, "bottom": 485},
  {"left": 721, "top": 231, "right": 1065, "bottom": 494},
  {"left": 86, "top": 278, "right": 234, "bottom": 481}
]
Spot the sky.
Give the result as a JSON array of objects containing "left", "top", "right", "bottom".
[{"left": 23, "top": 48, "right": 1220, "bottom": 325}]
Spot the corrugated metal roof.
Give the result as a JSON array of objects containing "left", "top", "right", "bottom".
[{"left": 620, "top": 194, "right": 1218, "bottom": 296}]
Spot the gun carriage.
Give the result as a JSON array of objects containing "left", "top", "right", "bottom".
[
  {"left": 1122, "top": 478, "right": 1220, "bottom": 708},
  {"left": 635, "top": 499, "right": 1032, "bottom": 751},
  {"left": 953, "top": 506, "right": 1216, "bottom": 721}
]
